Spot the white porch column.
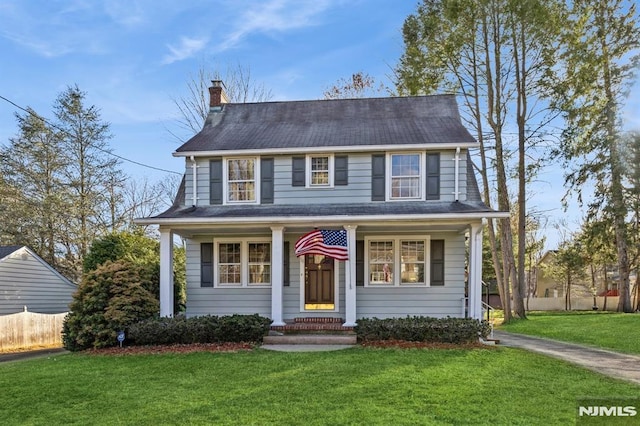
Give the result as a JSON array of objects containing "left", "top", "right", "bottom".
[
  {"left": 270, "top": 226, "right": 286, "bottom": 326},
  {"left": 159, "top": 228, "right": 174, "bottom": 317},
  {"left": 343, "top": 224, "right": 358, "bottom": 327},
  {"left": 468, "top": 222, "right": 483, "bottom": 320}
]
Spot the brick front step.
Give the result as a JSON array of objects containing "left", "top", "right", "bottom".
[
  {"left": 263, "top": 334, "right": 357, "bottom": 345},
  {"left": 293, "top": 317, "right": 344, "bottom": 323},
  {"left": 271, "top": 320, "right": 355, "bottom": 334}
]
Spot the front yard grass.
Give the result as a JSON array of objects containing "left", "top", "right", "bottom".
[
  {"left": 1, "top": 346, "right": 638, "bottom": 425},
  {"left": 499, "top": 311, "right": 640, "bottom": 355}
]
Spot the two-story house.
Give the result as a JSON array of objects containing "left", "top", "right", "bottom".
[{"left": 136, "top": 81, "right": 507, "bottom": 327}]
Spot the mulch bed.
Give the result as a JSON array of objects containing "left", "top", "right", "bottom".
[{"left": 84, "top": 342, "right": 256, "bottom": 356}]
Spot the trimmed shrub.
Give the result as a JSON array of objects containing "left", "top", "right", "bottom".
[
  {"left": 128, "top": 314, "right": 272, "bottom": 345},
  {"left": 62, "top": 260, "right": 159, "bottom": 351},
  {"left": 355, "top": 316, "right": 491, "bottom": 344}
]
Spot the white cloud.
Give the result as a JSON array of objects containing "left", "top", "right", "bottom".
[
  {"left": 216, "top": 0, "right": 334, "bottom": 52},
  {"left": 162, "top": 36, "right": 209, "bottom": 65}
]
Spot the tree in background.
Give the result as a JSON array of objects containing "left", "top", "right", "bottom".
[
  {"left": 0, "top": 109, "right": 70, "bottom": 268},
  {"left": 544, "top": 236, "right": 587, "bottom": 310},
  {"left": 621, "top": 131, "right": 640, "bottom": 310},
  {"left": 323, "top": 72, "right": 389, "bottom": 99},
  {"left": 395, "top": 0, "right": 560, "bottom": 321},
  {"left": 0, "top": 86, "right": 177, "bottom": 282},
  {"left": 544, "top": 0, "right": 640, "bottom": 312},
  {"left": 172, "top": 62, "right": 274, "bottom": 137}
]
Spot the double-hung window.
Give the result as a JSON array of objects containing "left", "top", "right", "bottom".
[
  {"left": 365, "top": 236, "right": 431, "bottom": 286},
  {"left": 226, "top": 158, "right": 257, "bottom": 203},
  {"left": 389, "top": 153, "right": 421, "bottom": 199},
  {"left": 307, "top": 154, "right": 334, "bottom": 187},
  {"left": 215, "top": 239, "right": 271, "bottom": 286}
]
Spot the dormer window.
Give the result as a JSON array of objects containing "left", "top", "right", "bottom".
[
  {"left": 225, "top": 158, "right": 258, "bottom": 203},
  {"left": 307, "top": 155, "right": 334, "bottom": 187}
]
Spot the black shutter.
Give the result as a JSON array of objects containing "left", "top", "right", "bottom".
[
  {"left": 292, "top": 157, "right": 305, "bottom": 186},
  {"left": 335, "top": 155, "right": 348, "bottom": 186},
  {"left": 261, "top": 157, "right": 274, "bottom": 204},
  {"left": 430, "top": 239, "right": 445, "bottom": 286},
  {"left": 356, "top": 240, "right": 365, "bottom": 286},
  {"left": 201, "top": 242, "right": 213, "bottom": 287},
  {"left": 283, "top": 241, "right": 290, "bottom": 287},
  {"left": 426, "top": 153, "right": 440, "bottom": 200},
  {"left": 210, "top": 158, "right": 223, "bottom": 205},
  {"left": 371, "top": 154, "right": 385, "bottom": 201}
]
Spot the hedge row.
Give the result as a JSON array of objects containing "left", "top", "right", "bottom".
[
  {"left": 355, "top": 316, "right": 491, "bottom": 344},
  {"left": 128, "top": 314, "right": 272, "bottom": 345}
]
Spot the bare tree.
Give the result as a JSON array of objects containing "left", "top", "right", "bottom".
[
  {"left": 171, "top": 62, "right": 274, "bottom": 137},
  {"left": 323, "top": 72, "right": 389, "bottom": 99}
]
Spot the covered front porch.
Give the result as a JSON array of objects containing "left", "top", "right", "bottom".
[{"left": 156, "top": 216, "right": 488, "bottom": 325}]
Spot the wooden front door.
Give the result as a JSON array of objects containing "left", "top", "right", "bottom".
[{"left": 305, "top": 255, "right": 335, "bottom": 309}]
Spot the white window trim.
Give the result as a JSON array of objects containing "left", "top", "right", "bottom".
[
  {"left": 223, "top": 157, "right": 260, "bottom": 205},
  {"left": 364, "top": 236, "right": 431, "bottom": 287},
  {"left": 386, "top": 152, "right": 424, "bottom": 201},
  {"left": 306, "top": 154, "right": 334, "bottom": 188},
  {"left": 298, "top": 256, "right": 340, "bottom": 312},
  {"left": 214, "top": 238, "right": 271, "bottom": 287}
]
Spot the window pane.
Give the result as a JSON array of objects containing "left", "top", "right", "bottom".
[
  {"left": 391, "top": 154, "right": 419, "bottom": 177},
  {"left": 219, "top": 243, "right": 241, "bottom": 284},
  {"left": 391, "top": 177, "right": 419, "bottom": 198},
  {"left": 249, "top": 243, "right": 271, "bottom": 285},
  {"left": 227, "top": 159, "right": 256, "bottom": 202},
  {"left": 311, "top": 171, "right": 329, "bottom": 185},
  {"left": 311, "top": 156, "right": 330, "bottom": 185},
  {"left": 401, "top": 241, "right": 425, "bottom": 284},
  {"left": 369, "top": 241, "right": 393, "bottom": 284}
]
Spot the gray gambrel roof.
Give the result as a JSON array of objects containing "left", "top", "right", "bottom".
[{"left": 176, "top": 95, "right": 476, "bottom": 154}]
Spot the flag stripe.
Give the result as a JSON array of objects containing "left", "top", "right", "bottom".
[{"left": 294, "top": 229, "right": 348, "bottom": 260}]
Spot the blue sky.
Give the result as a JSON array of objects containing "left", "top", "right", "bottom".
[
  {"left": 0, "top": 0, "right": 414, "bottom": 180},
  {"left": 0, "top": 0, "right": 638, "bottom": 250}
]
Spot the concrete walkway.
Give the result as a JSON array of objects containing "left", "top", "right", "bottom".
[
  {"left": 493, "top": 330, "right": 640, "bottom": 386},
  {"left": 261, "top": 344, "right": 355, "bottom": 352}
]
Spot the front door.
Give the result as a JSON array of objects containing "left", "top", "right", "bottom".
[{"left": 305, "top": 255, "right": 335, "bottom": 310}]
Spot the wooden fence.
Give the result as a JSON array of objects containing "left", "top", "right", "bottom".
[{"left": 0, "top": 309, "right": 68, "bottom": 352}]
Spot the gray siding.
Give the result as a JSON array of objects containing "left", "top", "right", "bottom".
[
  {"left": 185, "top": 238, "right": 271, "bottom": 317},
  {"left": 0, "top": 250, "right": 76, "bottom": 315},
  {"left": 357, "top": 233, "right": 466, "bottom": 319},
  {"left": 187, "top": 150, "right": 470, "bottom": 206},
  {"left": 184, "top": 158, "right": 210, "bottom": 206},
  {"left": 184, "top": 232, "right": 466, "bottom": 320},
  {"left": 274, "top": 155, "right": 372, "bottom": 204}
]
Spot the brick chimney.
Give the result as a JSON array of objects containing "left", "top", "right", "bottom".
[{"left": 209, "top": 80, "right": 229, "bottom": 108}]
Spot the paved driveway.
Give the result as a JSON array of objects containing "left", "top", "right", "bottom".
[{"left": 494, "top": 330, "right": 640, "bottom": 385}]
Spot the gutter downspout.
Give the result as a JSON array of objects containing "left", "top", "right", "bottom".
[
  {"left": 190, "top": 156, "right": 197, "bottom": 206},
  {"left": 453, "top": 147, "right": 460, "bottom": 201}
]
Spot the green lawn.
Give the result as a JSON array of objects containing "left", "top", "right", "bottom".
[
  {"left": 499, "top": 311, "right": 640, "bottom": 355},
  {"left": 1, "top": 347, "right": 638, "bottom": 425}
]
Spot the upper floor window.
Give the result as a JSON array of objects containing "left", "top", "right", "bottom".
[
  {"left": 389, "top": 153, "right": 421, "bottom": 199},
  {"left": 226, "top": 158, "right": 257, "bottom": 203},
  {"left": 307, "top": 154, "right": 334, "bottom": 187}
]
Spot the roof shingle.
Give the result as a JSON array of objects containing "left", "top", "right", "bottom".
[{"left": 176, "top": 95, "right": 476, "bottom": 153}]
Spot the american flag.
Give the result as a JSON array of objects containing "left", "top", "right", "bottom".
[{"left": 294, "top": 230, "right": 349, "bottom": 260}]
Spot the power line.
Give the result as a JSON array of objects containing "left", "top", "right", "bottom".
[{"left": 0, "top": 94, "right": 182, "bottom": 175}]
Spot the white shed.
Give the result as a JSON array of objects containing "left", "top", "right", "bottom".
[{"left": 0, "top": 246, "right": 76, "bottom": 315}]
